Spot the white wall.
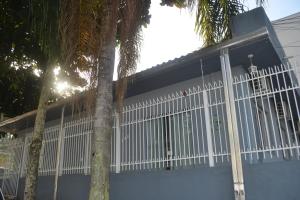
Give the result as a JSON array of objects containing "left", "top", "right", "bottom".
[
  {"left": 273, "top": 12, "right": 300, "bottom": 80},
  {"left": 124, "top": 67, "right": 247, "bottom": 106}
]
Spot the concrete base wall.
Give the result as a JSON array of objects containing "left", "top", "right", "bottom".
[
  {"left": 110, "top": 166, "right": 234, "bottom": 200},
  {"left": 16, "top": 161, "right": 300, "bottom": 200},
  {"left": 244, "top": 161, "right": 300, "bottom": 200},
  {"left": 17, "top": 175, "right": 90, "bottom": 200}
]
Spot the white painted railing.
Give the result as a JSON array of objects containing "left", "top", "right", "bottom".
[
  {"left": 111, "top": 82, "right": 229, "bottom": 171},
  {"left": 62, "top": 117, "right": 93, "bottom": 174},
  {"left": 0, "top": 138, "right": 23, "bottom": 198},
  {"left": 4, "top": 64, "right": 300, "bottom": 179},
  {"left": 21, "top": 117, "right": 94, "bottom": 177},
  {"left": 21, "top": 127, "right": 60, "bottom": 176},
  {"left": 233, "top": 64, "right": 300, "bottom": 161},
  {"left": 112, "top": 64, "right": 300, "bottom": 171}
]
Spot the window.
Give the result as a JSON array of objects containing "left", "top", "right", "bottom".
[
  {"left": 144, "top": 111, "right": 193, "bottom": 169},
  {"left": 168, "top": 111, "right": 193, "bottom": 168},
  {"left": 251, "top": 76, "right": 270, "bottom": 94}
]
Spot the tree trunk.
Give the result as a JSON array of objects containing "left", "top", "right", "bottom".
[
  {"left": 88, "top": 1, "right": 119, "bottom": 200},
  {"left": 24, "top": 63, "right": 54, "bottom": 200}
]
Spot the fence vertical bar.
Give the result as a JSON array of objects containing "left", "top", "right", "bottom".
[
  {"left": 15, "top": 139, "right": 25, "bottom": 197},
  {"left": 59, "top": 128, "right": 66, "bottom": 175},
  {"left": 53, "top": 106, "right": 65, "bottom": 200},
  {"left": 84, "top": 118, "right": 90, "bottom": 174},
  {"left": 115, "top": 113, "right": 121, "bottom": 173},
  {"left": 21, "top": 136, "right": 29, "bottom": 177}
]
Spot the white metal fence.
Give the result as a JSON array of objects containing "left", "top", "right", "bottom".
[
  {"left": 1, "top": 64, "right": 300, "bottom": 186},
  {"left": 234, "top": 65, "right": 300, "bottom": 161},
  {"left": 21, "top": 126, "right": 61, "bottom": 177},
  {"left": 111, "top": 82, "right": 230, "bottom": 171},
  {"left": 21, "top": 116, "right": 94, "bottom": 177},
  {"left": 62, "top": 117, "right": 93, "bottom": 174},
  {"left": 112, "top": 64, "right": 300, "bottom": 171},
  {"left": 0, "top": 138, "right": 23, "bottom": 198}
]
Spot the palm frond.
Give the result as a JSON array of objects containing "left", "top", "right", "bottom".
[
  {"left": 116, "top": 0, "right": 151, "bottom": 113},
  {"left": 60, "top": 0, "right": 150, "bottom": 113},
  {"left": 256, "top": 0, "right": 266, "bottom": 7},
  {"left": 59, "top": 0, "right": 102, "bottom": 77},
  {"left": 59, "top": 0, "right": 106, "bottom": 112},
  {"left": 161, "top": 0, "right": 246, "bottom": 46},
  {"left": 29, "top": 0, "right": 60, "bottom": 59},
  {"left": 194, "top": 0, "right": 244, "bottom": 46}
]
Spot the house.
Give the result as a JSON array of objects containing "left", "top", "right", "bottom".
[
  {"left": 1, "top": 7, "right": 300, "bottom": 200},
  {"left": 272, "top": 11, "right": 300, "bottom": 81}
]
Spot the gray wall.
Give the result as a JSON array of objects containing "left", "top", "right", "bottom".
[
  {"left": 111, "top": 166, "right": 234, "bottom": 200},
  {"left": 111, "top": 161, "right": 300, "bottom": 200},
  {"left": 17, "top": 175, "right": 90, "bottom": 200},
  {"left": 230, "top": 7, "right": 288, "bottom": 66},
  {"left": 244, "top": 161, "right": 300, "bottom": 200},
  {"left": 231, "top": 7, "right": 271, "bottom": 38},
  {"left": 16, "top": 161, "right": 300, "bottom": 200}
]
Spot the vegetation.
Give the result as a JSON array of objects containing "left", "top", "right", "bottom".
[
  {"left": 161, "top": 0, "right": 265, "bottom": 46},
  {"left": 0, "top": 0, "right": 46, "bottom": 117},
  {"left": 4, "top": 0, "right": 151, "bottom": 199},
  {"left": 58, "top": 1, "right": 150, "bottom": 199},
  {"left": 1, "top": 0, "right": 266, "bottom": 200},
  {"left": 19, "top": 0, "right": 61, "bottom": 199}
]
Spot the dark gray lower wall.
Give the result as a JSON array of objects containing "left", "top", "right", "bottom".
[
  {"left": 244, "top": 161, "right": 300, "bottom": 200},
  {"left": 111, "top": 166, "right": 234, "bottom": 200},
  {"left": 16, "top": 161, "right": 300, "bottom": 200},
  {"left": 17, "top": 175, "right": 90, "bottom": 200},
  {"left": 17, "top": 176, "right": 54, "bottom": 200}
]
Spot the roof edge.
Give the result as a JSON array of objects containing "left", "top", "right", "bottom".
[{"left": 0, "top": 27, "right": 269, "bottom": 131}]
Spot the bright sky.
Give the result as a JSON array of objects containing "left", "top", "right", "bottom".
[
  {"left": 112, "top": 0, "right": 300, "bottom": 80},
  {"left": 137, "top": 1, "right": 201, "bottom": 72}
]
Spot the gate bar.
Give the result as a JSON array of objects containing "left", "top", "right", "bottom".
[
  {"left": 115, "top": 113, "right": 121, "bottom": 173},
  {"left": 53, "top": 106, "right": 65, "bottom": 200}
]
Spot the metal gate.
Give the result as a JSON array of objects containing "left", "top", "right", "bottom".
[
  {"left": 220, "top": 49, "right": 300, "bottom": 200},
  {"left": 110, "top": 49, "right": 300, "bottom": 200},
  {"left": 0, "top": 138, "right": 24, "bottom": 199},
  {"left": 1, "top": 49, "right": 300, "bottom": 200}
]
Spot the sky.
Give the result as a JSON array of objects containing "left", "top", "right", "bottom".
[
  {"left": 54, "top": 0, "right": 300, "bottom": 92},
  {"left": 112, "top": 0, "right": 300, "bottom": 80}
]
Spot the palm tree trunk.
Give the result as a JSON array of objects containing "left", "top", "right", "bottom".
[
  {"left": 24, "top": 63, "right": 53, "bottom": 200},
  {"left": 88, "top": 1, "right": 119, "bottom": 200}
]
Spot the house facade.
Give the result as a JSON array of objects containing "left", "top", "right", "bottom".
[
  {"left": 1, "top": 8, "right": 300, "bottom": 200},
  {"left": 273, "top": 11, "right": 300, "bottom": 81}
]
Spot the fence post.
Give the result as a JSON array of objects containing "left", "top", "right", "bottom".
[
  {"left": 15, "top": 139, "right": 26, "bottom": 197},
  {"left": 115, "top": 113, "right": 121, "bottom": 173},
  {"left": 220, "top": 48, "right": 245, "bottom": 200},
  {"left": 53, "top": 106, "right": 65, "bottom": 200},
  {"left": 84, "top": 119, "right": 90, "bottom": 175},
  {"left": 203, "top": 90, "right": 215, "bottom": 167},
  {"left": 38, "top": 138, "right": 45, "bottom": 173},
  {"left": 20, "top": 136, "right": 28, "bottom": 177},
  {"left": 59, "top": 128, "right": 65, "bottom": 175}
]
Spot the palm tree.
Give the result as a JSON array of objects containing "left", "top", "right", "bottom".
[
  {"left": 21, "top": 0, "right": 265, "bottom": 199},
  {"left": 23, "top": 0, "right": 61, "bottom": 199},
  {"left": 16, "top": 0, "right": 150, "bottom": 199},
  {"left": 59, "top": 1, "right": 150, "bottom": 199},
  {"left": 78, "top": 1, "right": 265, "bottom": 199}
]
